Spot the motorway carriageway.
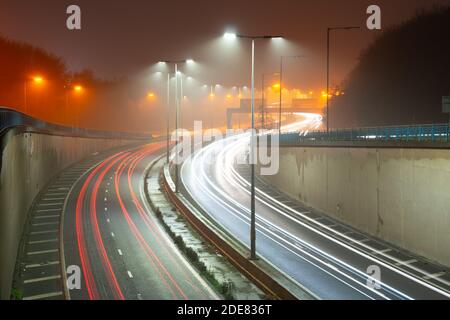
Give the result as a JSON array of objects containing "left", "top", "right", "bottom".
[
  {"left": 62, "top": 143, "right": 218, "bottom": 300},
  {"left": 180, "top": 115, "right": 450, "bottom": 300}
]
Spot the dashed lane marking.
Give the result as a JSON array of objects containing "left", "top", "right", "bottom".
[
  {"left": 37, "top": 203, "right": 64, "bottom": 207},
  {"left": 32, "top": 222, "right": 59, "bottom": 227},
  {"left": 423, "top": 272, "right": 446, "bottom": 280},
  {"left": 28, "top": 239, "right": 58, "bottom": 245},
  {"left": 25, "top": 261, "right": 60, "bottom": 268},
  {"left": 23, "top": 275, "right": 61, "bottom": 284},
  {"left": 23, "top": 291, "right": 63, "bottom": 300},
  {"left": 36, "top": 209, "right": 61, "bottom": 213},
  {"left": 127, "top": 271, "right": 133, "bottom": 278},
  {"left": 394, "top": 259, "right": 418, "bottom": 266},
  {"left": 27, "top": 249, "right": 59, "bottom": 255},
  {"left": 34, "top": 215, "right": 60, "bottom": 219},
  {"left": 30, "top": 230, "right": 58, "bottom": 235}
]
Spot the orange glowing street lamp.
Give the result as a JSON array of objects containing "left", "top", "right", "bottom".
[
  {"left": 33, "top": 76, "right": 44, "bottom": 84},
  {"left": 74, "top": 85, "right": 83, "bottom": 92},
  {"left": 24, "top": 75, "right": 45, "bottom": 114}
]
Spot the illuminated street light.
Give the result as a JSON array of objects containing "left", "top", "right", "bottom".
[
  {"left": 158, "top": 59, "right": 195, "bottom": 193},
  {"left": 33, "top": 76, "right": 44, "bottom": 84},
  {"left": 223, "top": 31, "right": 283, "bottom": 261},
  {"left": 24, "top": 75, "right": 45, "bottom": 114},
  {"left": 223, "top": 32, "right": 237, "bottom": 40},
  {"left": 74, "top": 85, "right": 83, "bottom": 92}
]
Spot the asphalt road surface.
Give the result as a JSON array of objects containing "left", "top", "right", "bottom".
[
  {"left": 62, "top": 143, "right": 218, "bottom": 300},
  {"left": 181, "top": 115, "right": 450, "bottom": 300}
]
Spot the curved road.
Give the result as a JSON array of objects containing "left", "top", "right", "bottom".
[
  {"left": 181, "top": 114, "right": 450, "bottom": 300},
  {"left": 62, "top": 143, "right": 218, "bottom": 300}
]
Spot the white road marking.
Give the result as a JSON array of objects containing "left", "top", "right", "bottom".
[
  {"left": 118, "top": 249, "right": 123, "bottom": 256},
  {"left": 38, "top": 203, "right": 63, "bottom": 207},
  {"left": 107, "top": 218, "right": 110, "bottom": 223},
  {"left": 395, "top": 259, "right": 418, "bottom": 266},
  {"left": 25, "top": 261, "right": 60, "bottom": 268},
  {"left": 28, "top": 239, "right": 58, "bottom": 245},
  {"left": 23, "top": 291, "right": 63, "bottom": 300},
  {"left": 30, "top": 230, "right": 58, "bottom": 235},
  {"left": 424, "top": 272, "right": 446, "bottom": 280},
  {"left": 34, "top": 215, "right": 59, "bottom": 219},
  {"left": 111, "top": 232, "right": 115, "bottom": 237},
  {"left": 32, "top": 222, "right": 59, "bottom": 227},
  {"left": 42, "top": 198, "right": 65, "bottom": 201},
  {"left": 127, "top": 271, "right": 133, "bottom": 278},
  {"left": 373, "top": 248, "right": 393, "bottom": 255},
  {"left": 24, "top": 275, "right": 61, "bottom": 284},
  {"left": 27, "top": 249, "right": 58, "bottom": 255},
  {"left": 105, "top": 207, "right": 108, "bottom": 212},
  {"left": 36, "top": 209, "right": 60, "bottom": 213},
  {"left": 104, "top": 198, "right": 107, "bottom": 201}
]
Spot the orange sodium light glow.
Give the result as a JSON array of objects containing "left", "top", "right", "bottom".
[
  {"left": 33, "top": 76, "right": 44, "bottom": 84},
  {"left": 74, "top": 85, "right": 83, "bottom": 92}
]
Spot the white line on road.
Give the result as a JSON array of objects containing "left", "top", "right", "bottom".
[
  {"left": 34, "top": 215, "right": 59, "bottom": 219},
  {"left": 107, "top": 218, "right": 110, "bottom": 223},
  {"left": 27, "top": 249, "right": 58, "bottom": 255},
  {"left": 25, "top": 261, "right": 60, "bottom": 268},
  {"left": 30, "top": 230, "right": 58, "bottom": 235},
  {"left": 32, "top": 222, "right": 59, "bottom": 227},
  {"left": 36, "top": 209, "right": 60, "bottom": 213},
  {"left": 24, "top": 275, "right": 61, "bottom": 284},
  {"left": 111, "top": 232, "right": 115, "bottom": 237},
  {"left": 127, "top": 271, "right": 133, "bottom": 278},
  {"left": 395, "top": 259, "right": 418, "bottom": 266},
  {"left": 424, "top": 272, "right": 446, "bottom": 280},
  {"left": 118, "top": 249, "right": 123, "bottom": 256},
  {"left": 23, "top": 291, "right": 63, "bottom": 300},
  {"left": 29, "top": 239, "right": 58, "bottom": 245}
]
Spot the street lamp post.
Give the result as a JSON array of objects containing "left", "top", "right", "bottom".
[
  {"left": 159, "top": 59, "right": 193, "bottom": 193},
  {"left": 326, "top": 26, "right": 359, "bottom": 133},
  {"left": 24, "top": 76, "right": 44, "bottom": 115},
  {"left": 224, "top": 32, "right": 282, "bottom": 260},
  {"left": 261, "top": 72, "right": 279, "bottom": 130},
  {"left": 278, "top": 55, "right": 303, "bottom": 135}
]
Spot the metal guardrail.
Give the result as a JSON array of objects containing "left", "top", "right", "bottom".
[
  {"left": 0, "top": 107, "right": 151, "bottom": 140},
  {"left": 280, "top": 123, "right": 450, "bottom": 144}
]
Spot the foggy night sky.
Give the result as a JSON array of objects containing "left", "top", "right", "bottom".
[{"left": 1, "top": 0, "right": 449, "bottom": 90}]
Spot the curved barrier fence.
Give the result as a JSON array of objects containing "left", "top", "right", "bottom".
[
  {"left": 0, "top": 107, "right": 151, "bottom": 140},
  {"left": 280, "top": 123, "right": 450, "bottom": 144}
]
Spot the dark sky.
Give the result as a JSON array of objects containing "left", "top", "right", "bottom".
[{"left": 1, "top": 0, "right": 449, "bottom": 89}]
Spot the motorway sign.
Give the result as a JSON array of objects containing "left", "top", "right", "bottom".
[{"left": 443, "top": 96, "right": 450, "bottom": 113}]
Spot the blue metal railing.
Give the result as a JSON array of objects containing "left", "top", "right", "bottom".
[
  {"left": 280, "top": 123, "right": 450, "bottom": 145},
  {"left": 0, "top": 107, "right": 151, "bottom": 140}
]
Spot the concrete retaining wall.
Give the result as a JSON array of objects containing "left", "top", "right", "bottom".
[
  {"left": 0, "top": 128, "right": 144, "bottom": 299},
  {"left": 262, "top": 146, "right": 450, "bottom": 267}
]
